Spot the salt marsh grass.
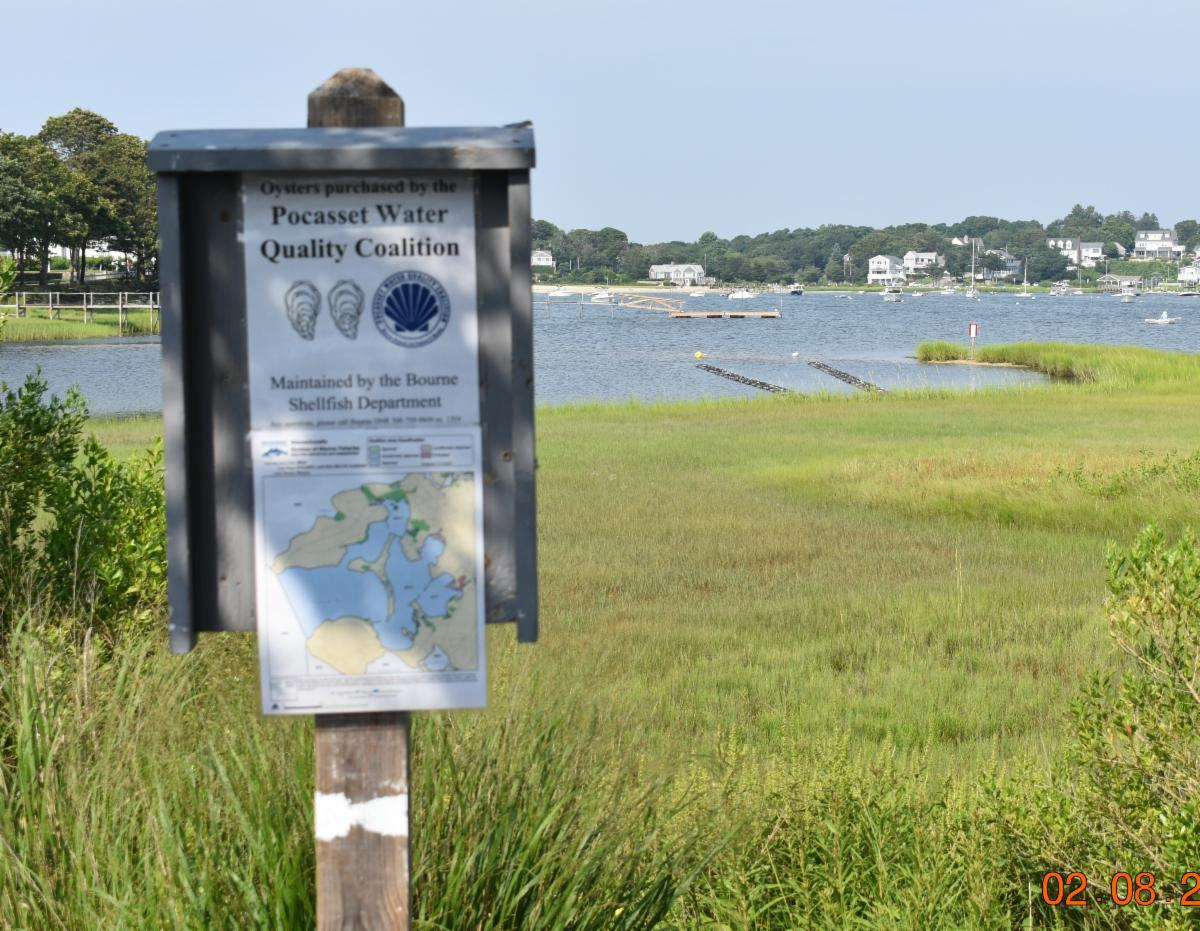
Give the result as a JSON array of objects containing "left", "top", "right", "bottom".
[{"left": 11, "top": 343, "right": 1196, "bottom": 926}]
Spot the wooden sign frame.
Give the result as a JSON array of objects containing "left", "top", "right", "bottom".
[{"left": 148, "top": 126, "right": 539, "bottom": 652}]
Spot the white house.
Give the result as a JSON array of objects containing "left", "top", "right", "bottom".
[
  {"left": 1179, "top": 259, "right": 1200, "bottom": 286},
  {"left": 949, "top": 236, "right": 983, "bottom": 250},
  {"left": 1133, "top": 230, "right": 1184, "bottom": 261},
  {"left": 867, "top": 255, "right": 906, "bottom": 285},
  {"left": 648, "top": 263, "right": 705, "bottom": 285},
  {"left": 531, "top": 249, "right": 555, "bottom": 268},
  {"left": 902, "top": 251, "right": 942, "bottom": 275},
  {"left": 1079, "top": 242, "right": 1105, "bottom": 268}
]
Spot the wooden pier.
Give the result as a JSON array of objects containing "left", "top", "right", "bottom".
[{"left": 1, "top": 291, "right": 160, "bottom": 335}]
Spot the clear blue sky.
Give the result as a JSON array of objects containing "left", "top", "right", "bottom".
[{"left": 6, "top": 0, "right": 1196, "bottom": 243}]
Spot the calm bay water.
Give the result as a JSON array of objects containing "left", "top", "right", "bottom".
[{"left": 1, "top": 290, "right": 1196, "bottom": 415}]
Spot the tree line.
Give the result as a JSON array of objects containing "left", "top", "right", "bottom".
[
  {"left": 534, "top": 204, "right": 1200, "bottom": 285},
  {"left": 0, "top": 109, "right": 156, "bottom": 286}
]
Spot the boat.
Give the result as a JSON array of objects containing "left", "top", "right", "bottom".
[
  {"left": 882, "top": 285, "right": 903, "bottom": 303},
  {"left": 728, "top": 288, "right": 754, "bottom": 300},
  {"left": 963, "top": 241, "right": 980, "bottom": 300},
  {"left": 788, "top": 283, "right": 804, "bottom": 295},
  {"left": 1146, "top": 311, "right": 1180, "bottom": 324},
  {"left": 589, "top": 289, "right": 615, "bottom": 303},
  {"left": 1014, "top": 259, "right": 1035, "bottom": 298},
  {"left": 691, "top": 289, "right": 706, "bottom": 297},
  {"left": 1121, "top": 293, "right": 1136, "bottom": 304},
  {"left": 548, "top": 287, "right": 574, "bottom": 298}
]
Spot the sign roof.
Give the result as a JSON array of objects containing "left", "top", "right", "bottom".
[{"left": 148, "top": 125, "right": 535, "bottom": 173}]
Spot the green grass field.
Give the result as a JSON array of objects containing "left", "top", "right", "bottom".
[
  {"left": 81, "top": 345, "right": 1200, "bottom": 772},
  {"left": 7, "top": 342, "right": 1196, "bottom": 926}
]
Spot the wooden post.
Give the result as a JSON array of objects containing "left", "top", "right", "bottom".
[{"left": 308, "top": 68, "right": 411, "bottom": 931}]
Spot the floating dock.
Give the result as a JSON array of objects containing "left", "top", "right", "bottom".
[{"left": 671, "top": 309, "right": 780, "bottom": 319}]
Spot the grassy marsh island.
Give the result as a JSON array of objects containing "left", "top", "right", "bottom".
[
  {"left": 0, "top": 305, "right": 159, "bottom": 341},
  {"left": 2, "top": 342, "right": 1200, "bottom": 926}
]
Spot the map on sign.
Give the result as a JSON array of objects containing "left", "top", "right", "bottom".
[{"left": 252, "top": 429, "right": 485, "bottom": 713}]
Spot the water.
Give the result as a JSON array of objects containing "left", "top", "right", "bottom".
[
  {"left": 0, "top": 336, "right": 163, "bottom": 415},
  {"left": 0, "top": 291, "right": 1196, "bottom": 415}
]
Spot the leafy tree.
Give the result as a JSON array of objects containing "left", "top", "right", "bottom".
[
  {"left": 977, "top": 251, "right": 1006, "bottom": 274},
  {"left": 1099, "top": 214, "right": 1136, "bottom": 251},
  {"left": 0, "top": 133, "right": 92, "bottom": 285},
  {"left": 39, "top": 110, "right": 123, "bottom": 283},
  {"left": 38, "top": 108, "right": 117, "bottom": 161},
  {"left": 1135, "top": 211, "right": 1160, "bottom": 230},
  {"left": 1173, "top": 219, "right": 1200, "bottom": 251},
  {"left": 1047, "top": 203, "right": 1103, "bottom": 239},
  {"left": 1024, "top": 246, "right": 1068, "bottom": 283},
  {"left": 1102, "top": 242, "right": 1120, "bottom": 258},
  {"left": 78, "top": 134, "right": 156, "bottom": 279}
]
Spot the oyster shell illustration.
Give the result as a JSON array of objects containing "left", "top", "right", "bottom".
[
  {"left": 383, "top": 281, "right": 439, "bottom": 334},
  {"left": 283, "top": 281, "right": 321, "bottom": 340},
  {"left": 328, "top": 279, "right": 365, "bottom": 339}
]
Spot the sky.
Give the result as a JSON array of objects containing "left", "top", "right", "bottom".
[{"left": 5, "top": 0, "right": 1197, "bottom": 243}]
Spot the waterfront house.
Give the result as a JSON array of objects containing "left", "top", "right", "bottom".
[
  {"left": 1132, "top": 230, "right": 1184, "bottom": 261},
  {"left": 1096, "top": 273, "right": 1144, "bottom": 292},
  {"left": 1179, "top": 260, "right": 1200, "bottom": 286},
  {"left": 648, "top": 263, "right": 705, "bottom": 285},
  {"left": 1079, "top": 242, "right": 1105, "bottom": 268},
  {"left": 867, "top": 255, "right": 906, "bottom": 286},
  {"left": 902, "top": 251, "right": 942, "bottom": 276},
  {"left": 985, "top": 248, "right": 1022, "bottom": 280},
  {"left": 1047, "top": 237, "right": 1081, "bottom": 267},
  {"left": 531, "top": 249, "right": 555, "bottom": 268},
  {"left": 949, "top": 236, "right": 983, "bottom": 250}
]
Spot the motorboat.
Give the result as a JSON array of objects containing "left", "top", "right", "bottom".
[
  {"left": 1121, "top": 293, "right": 1136, "bottom": 304},
  {"left": 548, "top": 287, "right": 574, "bottom": 298},
  {"left": 882, "top": 286, "right": 903, "bottom": 303},
  {"left": 590, "top": 289, "right": 616, "bottom": 303},
  {"left": 788, "top": 283, "right": 804, "bottom": 295},
  {"left": 728, "top": 288, "right": 755, "bottom": 300},
  {"left": 691, "top": 289, "right": 707, "bottom": 297},
  {"left": 1146, "top": 311, "right": 1180, "bottom": 324}
]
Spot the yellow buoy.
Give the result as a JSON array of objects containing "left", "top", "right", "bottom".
[{"left": 694, "top": 351, "right": 705, "bottom": 359}]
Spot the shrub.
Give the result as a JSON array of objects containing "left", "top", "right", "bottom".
[
  {"left": 0, "top": 374, "right": 86, "bottom": 615},
  {"left": 0, "top": 372, "right": 165, "bottom": 639},
  {"left": 1007, "top": 526, "right": 1200, "bottom": 926}
]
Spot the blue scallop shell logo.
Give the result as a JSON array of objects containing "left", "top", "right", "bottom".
[{"left": 371, "top": 271, "right": 451, "bottom": 348}]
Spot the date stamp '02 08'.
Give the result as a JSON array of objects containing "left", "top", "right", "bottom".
[{"left": 1042, "top": 871, "right": 1200, "bottom": 908}]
